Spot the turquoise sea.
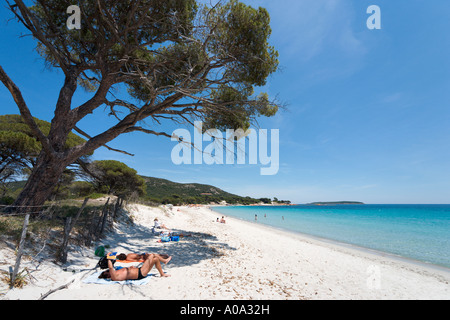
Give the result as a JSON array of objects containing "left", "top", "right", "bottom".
[{"left": 211, "top": 204, "right": 450, "bottom": 269}]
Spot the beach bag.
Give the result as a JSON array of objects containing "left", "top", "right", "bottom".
[
  {"left": 97, "top": 256, "right": 116, "bottom": 269},
  {"left": 161, "top": 236, "right": 171, "bottom": 242},
  {"left": 95, "top": 245, "right": 105, "bottom": 257}
]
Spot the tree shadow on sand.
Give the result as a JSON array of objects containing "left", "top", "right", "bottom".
[{"left": 97, "top": 217, "right": 236, "bottom": 269}]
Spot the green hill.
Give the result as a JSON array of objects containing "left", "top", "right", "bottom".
[
  {"left": 2, "top": 177, "right": 262, "bottom": 206},
  {"left": 141, "top": 176, "right": 259, "bottom": 205},
  {"left": 7, "top": 176, "right": 278, "bottom": 205}
]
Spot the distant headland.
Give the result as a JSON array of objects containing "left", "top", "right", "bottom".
[{"left": 307, "top": 201, "right": 365, "bottom": 205}]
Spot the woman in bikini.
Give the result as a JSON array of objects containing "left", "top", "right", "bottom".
[
  {"left": 116, "top": 252, "right": 172, "bottom": 265},
  {"left": 99, "top": 254, "right": 170, "bottom": 281}
]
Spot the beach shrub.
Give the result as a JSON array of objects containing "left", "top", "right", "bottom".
[{"left": 87, "top": 160, "right": 146, "bottom": 200}]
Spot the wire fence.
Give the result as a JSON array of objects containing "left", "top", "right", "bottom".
[{"left": 0, "top": 197, "right": 124, "bottom": 289}]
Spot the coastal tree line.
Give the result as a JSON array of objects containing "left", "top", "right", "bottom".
[
  {"left": 1, "top": 115, "right": 290, "bottom": 206},
  {"left": 0, "top": 115, "right": 144, "bottom": 204}
]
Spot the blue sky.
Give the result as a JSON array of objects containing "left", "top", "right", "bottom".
[{"left": 1, "top": 0, "right": 450, "bottom": 204}]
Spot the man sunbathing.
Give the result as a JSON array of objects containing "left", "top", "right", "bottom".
[
  {"left": 99, "top": 253, "right": 170, "bottom": 281},
  {"left": 116, "top": 252, "right": 172, "bottom": 265}
]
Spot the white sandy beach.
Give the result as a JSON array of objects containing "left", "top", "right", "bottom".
[{"left": 1, "top": 203, "right": 449, "bottom": 300}]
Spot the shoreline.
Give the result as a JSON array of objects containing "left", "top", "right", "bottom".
[
  {"left": 221, "top": 211, "right": 450, "bottom": 276},
  {"left": 1, "top": 203, "right": 449, "bottom": 300},
  {"left": 211, "top": 204, "right": 450, "bottom": 272},
  {"left": 210, "top": 206, "right": 450, "bottom": 274}
]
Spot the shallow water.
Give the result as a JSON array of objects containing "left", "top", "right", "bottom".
[{"left": 212, "top": 204, "right": 450, "bottom": 268}]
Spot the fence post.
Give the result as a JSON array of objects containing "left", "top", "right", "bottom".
[
  {"left": 60, "top": 217, "right": 72, "bottom": 264},
  {"left": 85, "top": 211, "right": 97, "bottom": 246},
  {"left": 59, "top": 197, "right": 89, "bottom": 263},
  {"left": 99, "top": 197, "right": 110, "bottom": 235},
  {"left": 10, "top": 213, "right": 30, "bottom": 288},
  {"left": 113, "top": 197, "right": 120, "bottom": 220}
]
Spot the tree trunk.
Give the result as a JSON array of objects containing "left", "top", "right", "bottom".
[{"left": 13, "top": 152, "right": 68, "bottom": 211}]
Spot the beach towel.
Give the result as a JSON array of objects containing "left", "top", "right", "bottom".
[
  {"left": 82, "top": 271, "right": 153, "bottom": 285},
  {"left": 116, "top": 259, "right": 145, "bottom": 263}
]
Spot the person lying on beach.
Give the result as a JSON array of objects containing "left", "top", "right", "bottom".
[
  {"left": 116, "top": 252, "right": 172, "bottom": 265},
  {"left": 99, "top": 254, "right": 170, "bottom": 281}
]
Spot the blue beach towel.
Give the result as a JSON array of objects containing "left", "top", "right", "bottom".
[{"left": 83, "top": 271, "right": 153, "bottom": 285}]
